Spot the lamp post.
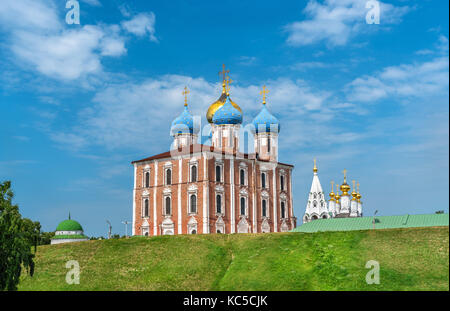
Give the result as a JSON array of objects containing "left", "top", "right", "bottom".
[
  {"left": 122, "top": 221, "right": 131, "bottom": 238},
  {"left": 372, "top": 210, "right": 378, "bottom": 230},
  {"left": 106, "top": 220, "right": 112, "bottom": 239}
]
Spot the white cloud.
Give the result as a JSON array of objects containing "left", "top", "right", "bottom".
[
  {"left": 285, "top": 0, "right": 410, "bottom": 47},
  {"left": 0, "top": 0, "right": 156, "bottom": 80},
  {"left": 121, "top": 12, "right": 157, "bottom": 42},
  {"left": 347, "top": 55, "right": 449, "bottom": 102},
  {"left": 80, "top": 0, "right": 102, "bottom": 6}
]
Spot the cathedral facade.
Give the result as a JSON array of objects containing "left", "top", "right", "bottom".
[{"left": 131, "top": 69, "right": 296, "bottom": 236}]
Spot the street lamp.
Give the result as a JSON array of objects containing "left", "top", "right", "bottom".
[
  {"left": 122, "top": 221, "right": 131, "bottom": 238},
  {"left": 106, "top": 220, "right": 112, "bottom": 239},
  {"left": 372, "top": 210, "right": 378, "bottom": 230}
]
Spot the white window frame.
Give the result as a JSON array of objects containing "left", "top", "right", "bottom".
[
  {"left": 261, "top": 198, "right": 268, "bottom": 218},
  {"left": 239, "top": 196, "right": 248, "bottom": 217},
  {"left": 189, "top": 162, "right": 198, "bottom": 183},
  {"left": 163, "top": 195, "right": 172, "bottom": 216},
  {"left": 215, "top": 163, "right": 224, "bottom": 183},
  {"left": 142, "top": 197, "right": 150, "bottom": 218},
  {"left": 261, "top": 171, "right": 268, "bottom": 189},
  {"left": 143, "top": 169, "right": 151, "bottom": 188},
  {"left": 188, "top": 193, "right": 198, "bottom": 215},
  {"left": 215, "top": 192, "right": 224, "bottom": 216},
  {"left": 165, "top": 167, "right": 172, "bottom": 186},
  {"left": 280, "top": 200, "right": 287, "bottom": 220}
]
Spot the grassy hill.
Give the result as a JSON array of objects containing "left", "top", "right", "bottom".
[{"left": 19, "top": 227, "right": 449, "bottom": 291}]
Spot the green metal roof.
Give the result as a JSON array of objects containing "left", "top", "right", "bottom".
[
  {"left": 56, "top": 219, "right": 83, "bottom": 231},
  {"left": 292, "top": 213, "right": 449, "bottom": 233}
]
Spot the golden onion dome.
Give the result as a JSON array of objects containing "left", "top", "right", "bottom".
[
  {"left": 329, "top": 181, "right": 335, "bottom": 201},
  {"left": 206, "top": 82, "right": 242, "bottom": 123},
  {"left": 340, "top": 183, "right": 351, "bottom": 196},
  {"left": 356, "top": 192, "right": 362, "bottom": 203}
]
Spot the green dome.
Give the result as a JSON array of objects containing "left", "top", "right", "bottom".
[{"left": 56, "top": 219, "right": 83, "bottom": 231}]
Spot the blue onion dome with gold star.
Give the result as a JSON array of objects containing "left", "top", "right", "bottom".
[
  {"left": 212, "top": 95, "right": 243, "bottom": 125},
  {"left": 252, "top": 86, "right": 280, "bottom": 133},
  {"left": 170, "top": 105, "right": 198, "bottom": 136},
  {"left": 170, "top": 87, "right": 198, "bottom": 136}
]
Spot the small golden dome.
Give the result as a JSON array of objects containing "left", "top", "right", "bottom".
[
  {"left": 340, "top": 183, "right": 350, "bottom": 195},
  {"left": 206, "top": 85, "right": 242, "bottom": 123},
  {"left": 356, "top": 192, "right": 362, "bottom": 203},
  {"left": 329, "top": 181, "right": 335, "bottom": 201}
]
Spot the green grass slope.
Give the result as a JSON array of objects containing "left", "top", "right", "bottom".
[{"left": 18, "top": 227, "right": 449, "bottom": 291}]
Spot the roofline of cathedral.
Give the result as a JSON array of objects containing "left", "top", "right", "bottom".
[{"left": 131, "top": 144, "right": 294, "bottom": 168}]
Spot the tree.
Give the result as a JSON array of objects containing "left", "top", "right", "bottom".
[{"left": 0, "top": 181, "right": 36, "bottom": 291}]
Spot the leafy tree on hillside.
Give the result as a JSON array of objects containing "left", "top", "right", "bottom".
[{"left": 0, "top": 181, "right": 36, "bottom": 291}]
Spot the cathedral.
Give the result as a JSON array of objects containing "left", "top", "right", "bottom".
[
  {"left": 131, "top": 67, "right": 296, "bottom": 236},
  {"left": 303, "top": 160, "right": 363, "bottom": 223}
]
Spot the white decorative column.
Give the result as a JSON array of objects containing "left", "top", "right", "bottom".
[
  {"left": 178, "top": 158, "right": 182, "bottom": 234},
  {"left": 132, "top": 164, "right": 137, "bottom": 236},
  {"left": 203, "top": 154, "right": 209, "bottom": 233},
  {"left": 153, "top": 160, "right": 158, "bottom": 236},
  {"left": 272, "top": 167, "right": 278, "bottom": 232},
  {"left": 230, "top": 158, "right": 235, "bottom": 233},
  {"left": 252, "top": 162, "right": 256, "bottom": 233}
]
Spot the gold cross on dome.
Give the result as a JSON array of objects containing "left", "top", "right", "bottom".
[
  {"left": 343, "top": 169, "right": 347, "bottom": 182},
  {"left": 218, "top": 64, "right": 229, "bottom": 82},
  {"left": 182, "top": 86, "right": 189, "bottom": 106},
  {"left": 357, "top": 181, "right": 360, "bottom": 193},
  {"left": 352, "top": 180, "right": 356, "bottom": 190},
  {"left": 331, "top": 180, "right": 334, "bottom": 191},
  {"left": 225, "top": 75, "right": 233, "bottom": 95},
  {"left": 260, "top": 85, "right": 269, "bottom": 104}
]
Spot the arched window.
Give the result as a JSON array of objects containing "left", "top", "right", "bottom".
[
  {"left": 144, "top": 232, "right": 149, "bottom": 236},
  {"left": 144, "top": 199, "right": 149, "bottom": 217},
  {"left": 240, "top": 197, "right": 246, "bottom": 216},
  {"left": 216, "top": 194, "right": 222, "bottom": 214},
  {"left": 312, "top": 215, "right": 318, "bottom": 220},
  {"left": 322, "top": 215, "right": 327, "bottom": 219},
  {"left": 191, "top": 165, "right": 197, "bottom": 182},
  {"left": 191, "top": 230, "right": 197, "bottom": 234},
  {"left": 216, "top": 165, "right": 221, "bottom": 182},
  {"left": 145, "top": 171, "right": 150, "bottom": 188},
  {"left": 240, "top": 169, "right": 245, "bottom": 185},
  {"left": 261, "top": 172, "right": 266, "bottom": 188},
  {"left": 262, "top": 199, "right": 267, "bottom": 217},
  {"left": 281, "top": 201, "right": 286, "bottom": 219},
  {"left": 165, "top": 197, "right": 171, "bottom": 215},
  {"left": 166, "top": 169, "right": 172, "bottom": 185},
  {"left": 267, "top": 137, "right": 271, "bottom": 151},
  {"left": 190, "top": 195, "right": 197, "bottom": 214},
  {"left": 280, "top": 175, "right": 284, "bottom": 191},
  {"left": 313, "top": 201, "right": 317, "bottom": 208},
  {"left": 217, "top": 229, "right": 221, "bottom": 234}
]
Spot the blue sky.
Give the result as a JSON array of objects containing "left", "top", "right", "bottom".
[{"left": 0, "top": 0, "right": 448, "bottom": 237}]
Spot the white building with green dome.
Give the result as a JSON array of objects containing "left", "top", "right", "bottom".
[{"left": 51, "top": 214, "right": 89, "bottom": 245}]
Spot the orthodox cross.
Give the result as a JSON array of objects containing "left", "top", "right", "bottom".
[
  {"left": 225, "top": 75, "right": 233, "bottom": 95},
  {"left": 331, "top": 180, "right": 334, "bottom": 192},
  {"left": 182, "top": 86, "right": 189, "bottom": 106},
  {"left": 260, "top": 85, "right": 269, "bottom": 104},
  {"left": 357, "top": 181, "right": 360, "bottom": 193},
  {"left": 218, "top": 64, "right": 229, "bottom": 82},
  {"left": 343, "top": 169, "right": 347, "bottom": 183},
  {"left": 352, "top": 180, "right": 356, "bottom": 191}
]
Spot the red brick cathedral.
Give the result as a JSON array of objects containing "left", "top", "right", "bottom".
[{"left": 131, "top": 68, "right": 296, "bottom": 236}]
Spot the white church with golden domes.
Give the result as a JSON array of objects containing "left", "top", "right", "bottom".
[{"left": 303, "top": 160, "right": 363, "bottom": 223}]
